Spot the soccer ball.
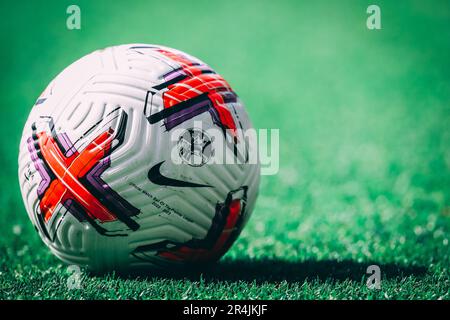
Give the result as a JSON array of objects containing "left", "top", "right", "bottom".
[{"left": 18, "top": 44, "right": 260, "bottom": 272}]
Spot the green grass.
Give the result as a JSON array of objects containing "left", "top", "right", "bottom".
[{"left": 0, "top": 0, "right": 449, "bottom": 299}]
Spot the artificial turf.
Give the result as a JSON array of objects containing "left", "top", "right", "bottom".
[{"left": 0, "top": 0, "right": 449, "bottom": 299}]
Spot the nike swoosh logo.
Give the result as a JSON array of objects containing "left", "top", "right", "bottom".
[{"left": 148, "top": 161, "right": 211, "bottom": 188}]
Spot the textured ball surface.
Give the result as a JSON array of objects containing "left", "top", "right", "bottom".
[{"left": 18, "top": 44, "right": 260, "bottom": 272}]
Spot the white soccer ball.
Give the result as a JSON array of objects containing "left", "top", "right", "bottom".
[{"left": 18, "top": 44, "right": 260, "bottom": 272}]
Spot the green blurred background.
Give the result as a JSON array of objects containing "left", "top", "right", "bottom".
[{"left": 0, "top": 0, "right": 449, "bottom": 299}]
